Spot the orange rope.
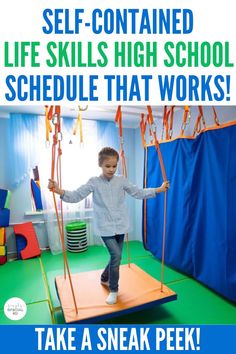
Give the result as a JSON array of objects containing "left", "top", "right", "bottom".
[
  {"left": 165, "top": 109, "right": 170, "bottom": 140},
  {"left": 56, "top": 141, "right": 67, "bottom": 278},
  {"left": 115, "top": 106, "right": 130, "bottom": 267},
  {"left": 160, "top": 191, "right": 167, "bottom": 292},
  {"left": 152, "top": 131, "right": 167, "bottom": 182},
  {"left": 48, "top": 106, "right": 78, "bottom": 315},
  {"left": 145, "top": 106, "right": 168, "bottom": 290},
  {"left": 143, "top": 147, "right": 148, "bottom": 246},
  {"left": 152, "top": 132, "right": 168, "bottom": 292}
]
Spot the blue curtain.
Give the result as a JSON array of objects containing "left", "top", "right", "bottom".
[
  {"left": 144, "top": 138, "right": 195, "bottom": 274},
  {"left": 144, "top": 123, "right": 236, "bottom": 302}
]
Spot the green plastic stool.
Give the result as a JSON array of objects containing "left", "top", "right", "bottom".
[
  {"left": 66, "top": 221, "right": 86, "bottom": 231},
  {"left": 65, "top": 221, "right": 88, "bottom": 253}
]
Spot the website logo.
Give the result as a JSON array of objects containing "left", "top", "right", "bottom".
[{"left": 4, "top": 297, "right": 27, "bottom": 321}]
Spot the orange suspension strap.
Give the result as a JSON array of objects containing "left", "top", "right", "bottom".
[
  {"left": 161, "top": 106, "right": 168, "bottom": 141},
  {"left": 180, "top": 105, "right": 190, "bottom": 136},
  {"left": 140, "top": 113, "right": 147, "bottom": 147},
  {"left": 192, "top": 106, "right": 206, "bottom": 137},
  {"left": 161, "top": 106, "right": 175, "bottom": 140},
  {"left": 147, "top": 105, "right": 168, "bottom": 292},
  {"left": 45, "top": 105, "right": 52, "bottom": 146},
  {"left": 147, "top": 106, "right": 167, "bottom": 181},
  {"left": 193, "top": 106, "right": 220, "bottom": 137},
  {"left": 115, "top": 106, "right": 130, "bottom": 266},
  {"left": 115, "top": 105, "right": 127, "bottom": 177},
  {"left": 72, "top": 105, "right": 88, "bottom": 143},
  {"left": 139, "top": 112, "right": 149, "bottom": 257},
  {"left": 212, "top": 106, "right": 220, "bottom": 126},
  {"left": 168, "top": 106, "right": 175, "bottom": 139},
  {"left": 47, "top": 106, "right": 78, "bottom": 314}
]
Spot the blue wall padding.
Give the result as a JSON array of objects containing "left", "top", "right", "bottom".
[
  {"left": 0, "top": 189, "right": 8, "bottom": 209},
  {"left": 31, "top": 179, "right": 43, "bottom": 210},
  {"left": 0, "top": 209, "right": 10, "bottom": 227},
  {"left": 144, "top": 124, "right": 236, "bottom": 302}
]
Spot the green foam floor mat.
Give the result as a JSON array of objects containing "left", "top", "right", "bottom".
[
  {"left": 40, "top": 241, "right": 151, "bottom": 274},
  {"left": 122, "top": 241, "right": 152, "bottom": 259},
  {"left": 0, "top": 257, "right": 48, "bottom": 309},
  {"left": 2, "top": 243, "right": 234, "bottom": 325},
  {"left": 53, "top": 309, "right": 65, "bottom": 324},
  {"left": 158, "top": 279, "right": 236, "bottom": 324},
  {"left": 110, "top": 278, "right": 236, "bottom": 324},
  {"left": 134, "top": 257, "right": 188, "bottom": 284},
  {"left": 0, "top": 301, "right": 53, "bottom": 324},
  {"left": 40, "top": 246, "right": 109, "bottom": 272}
]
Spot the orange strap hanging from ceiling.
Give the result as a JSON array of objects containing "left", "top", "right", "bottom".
[
  {"left": 45, "top": 106, "right": 52, "bottom": 145},
  {"left": 161, "top": 106, "right": 168, "bottom": 140},
  {"left": 192, "top": 106, "right": 220, "bottom": 137},
  {"left": 192, "top": 106, "right": 206, "bottom": 137},
  {"left": 147, "top": 106, "right": 167, "bottom": 182},
  {"left": 72, "top": 105, "right": 88, "bottom": 143},
  {"left": 140, "top": 106, "right": 167, "bottom": 291},
  {"left": 140, "top": 113, "right": 147, "bottom": 147},
  {"left": 212, "top": 106, "right": 220, "bottom": 126},
  {"left": 115, "top": 106, "right": 130, "bottom": 266},
  {"left": 139, "top": 111, "right": 149, "bottom": 261},
  {"left": 115, "top": 105, "right": 127, "bottom": 177},
  {"left": 46, "top": 105, "right": 78, "bottom": 314},
  {"left": 161, "top": 106, "right": 175, "bottom": 140},
  {"left": 180, "top": 106, "right": 190, "bottom": 136},
  {"left": 168, "top": 106, "right": 175, "bottom": 139}
]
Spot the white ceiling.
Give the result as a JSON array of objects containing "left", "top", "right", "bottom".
[{"left": 0, "top": 105, "right": 166, "bottom": 128}]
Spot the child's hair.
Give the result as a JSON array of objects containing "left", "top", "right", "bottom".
[{"left": 98, "top": 147, "right": 119, "bottom": 166}]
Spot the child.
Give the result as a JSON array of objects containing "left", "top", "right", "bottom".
[{"left": 48, "top": 147, "right": 169, "bottom": 305}]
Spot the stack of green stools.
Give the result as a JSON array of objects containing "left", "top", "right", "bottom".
[{"left": 65, "top": 221, "right": 88, "bottom": 253}]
